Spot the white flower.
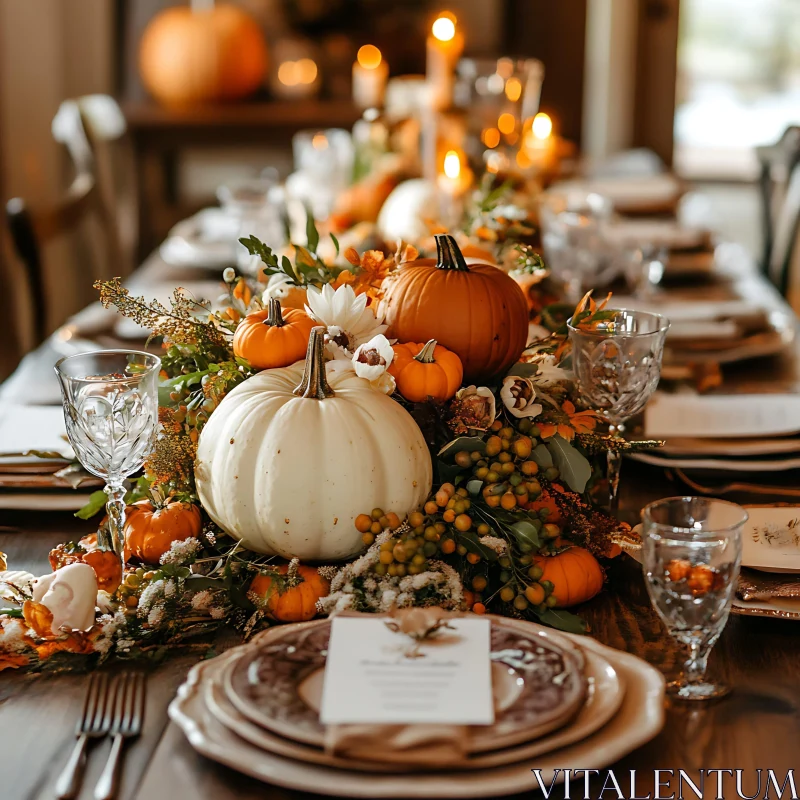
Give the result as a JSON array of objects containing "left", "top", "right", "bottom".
[
  {"left": 305, "top": 283, "right": 387, "bottom": 353},
  {"left": 455, "top": 385, "right": 496, "bottom": 430},
  {"left": 501, "top": 376, "right": 544, "bottom": 419},
  {"left": 159, "top": 537, "right": 202, "bottom": 567},
  {"left": 223, "top": 267, "right": 236, "bottom": 283},
  {"left": 0, "top": 618, "right": 29, "bottom": 652},
  {"left": 147, "top": 606, "right": 165, "bottom": 627},
  {"left": 31, "top": 563, "right": 97, "bottom": 633},
  {"left": 190, "top": 590, "right": 213, "bottom": 612},
  {"left": 261, "top": 272, "right": 295, "bottom": 302},
  {"left": 352, "top": 334, "right": 394, "bottom": 381},
  {"left": 209, "top": 606, "right": 226, "bottom": 620},
  {"left": 530, "top": 355, "right": 573, "bottom": 387}
]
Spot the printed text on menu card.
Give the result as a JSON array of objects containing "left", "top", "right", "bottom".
[{"left": 319, "top": 617, "right": 495, "bottom": 725}]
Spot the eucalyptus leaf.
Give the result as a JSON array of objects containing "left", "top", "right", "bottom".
[
  {"left": 436, "top": 460, "right": 463, "bottom": 486},
  {"left": 330, "top": 232, "right": 340, "bottom": 255},
  {"left": 530, "top": 444, "right": 554, "bottom": 469},
  {"left": 537, "top": 608, "right": 588, "bottom": 634},
  {"left": 546, "top": 435, "right": 591, "bottom": 493},
  {"left": 505, "top": 362, "right": 538, "bottom": 379},
  {"left": 75, "top": 490, "right": 108, "bottom": 520},
  {"left": 466, "top": 479, "right": 484, "bottom": 497},
  {"left": 306, "top": 210, "right": 320, "bottom": 252},
  {"left": 437, "top": 436, "right": 487, "bottom": 461},
  {"left": 510, "top": 519, "right": 541, "bottom": 549}
]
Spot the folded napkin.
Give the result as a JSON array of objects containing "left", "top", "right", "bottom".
[
  {"left": 0, "top": 405, "right": 72, "bottom": 461},
  {"left": 325, "top": 723, "right": 469, "bottom": 766},
  {"left": 737, "top": 569, "right": 800, "bottom": 602}
]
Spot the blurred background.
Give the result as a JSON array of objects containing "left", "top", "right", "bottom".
[{"left": 1, "top": 0, "right": 799, "bottom": 381}]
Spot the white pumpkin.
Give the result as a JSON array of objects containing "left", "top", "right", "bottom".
[
  {"left": 377, "top": 178, "right": 438, "bottom": 244},
  {"left": 195, "top": 328, "right": 432, "bottom": 560}
]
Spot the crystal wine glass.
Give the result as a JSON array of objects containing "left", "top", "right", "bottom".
[
  {"left": 642, "top": 496, "right": 747, "bottom": 701},
  {"left": 55, "top": 350, "right": 161, "bottom": 570},
  {"left": 567, "top": 309, "right": 669, "bottom": 511}
]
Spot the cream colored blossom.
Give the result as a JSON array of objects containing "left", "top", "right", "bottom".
[
  {"left": 500, "top": 376, "right": 544, "bottom": 419},
  {"left": 31, "top": 563, "right": 97, "bottom": 633},
  {"left": 455, "top": 385, "right": 496, "bottom": 430},
  {"left": 352, "top": 334, "right": 394, "bottom": 381}
]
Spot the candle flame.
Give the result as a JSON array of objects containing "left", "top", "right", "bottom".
[
  {"left": 532, "top": 112, "right": 553, "bottom": 140},
  {"left": 357, "top": 44, "right": 383, "bottom": 70},
  {"left": 432, "top": 14, "right": 456, "bottom": 42},
  {"left": 443, "top": 150, "right": 461, "bottom": 179},
  {"left": 312, "top": 133, "right": 328, "bottom": 150}
]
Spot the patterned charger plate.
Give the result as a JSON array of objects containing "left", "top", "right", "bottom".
[{"left": 223, "top": 616, "right": 588, "bottom": 754}]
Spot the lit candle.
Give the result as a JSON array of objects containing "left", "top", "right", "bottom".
[
  {"left": 437, "top": 149, "right": 472, "bottom": 225},
  {"left": 426, "top": 12, "right": 464, "bottom": 110},
  {"left": 274, "top": 57, "right": 319, "bottom": 99},
  {"left": 352, "top": 45, "right": 389, "bottom": 109},
  {"left": 521, "top": 112, "right": 556, "bottom": 171}
]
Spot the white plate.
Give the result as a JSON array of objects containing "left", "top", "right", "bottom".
[
  {"left": 170, "top": 626, "right": 664, "bottom": 798},
  {"left": 659, "top": 438, "right": 800, "bottom": 457},
  {"left": 741, "top": 505, "right": 800, "bottom": 573},
  {"left": 160, "top": 209, "right": 239, "bottom": 269},
  {"left": 628, "top": 451, "right": 800, "bottom": 473}
]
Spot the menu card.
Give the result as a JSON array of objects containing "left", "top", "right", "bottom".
[
  {"left": 645, "top": 393, "right": 800, "bottom": 439},
  {"left": 319, "top": 616, "right": 494, "bottom": 725}
]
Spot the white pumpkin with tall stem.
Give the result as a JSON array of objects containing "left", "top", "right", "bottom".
[{"left": 195, "top": 327, "right": 432, "bottom": 560}]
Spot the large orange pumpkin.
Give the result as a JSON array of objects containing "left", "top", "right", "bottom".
[
  {"left": 139, "top": 4, "right": 268, "bottom": 107},
  {"left": 250, "top": 564, "right": 330, "bottom": 622},
  {"left": 382, "top": 234, "right": 528, "bottom": 383},
  {"left": 533, "top": 547, "right": 604, "bottom": 608},
  {"left": 124, "top": 500, "right": 203, "bottom": 565},
  {"left": 388, "top": 340, "right": 463, "bottom": 402},
  {"left": 233, "top": 299, "right": 316, "bottom": 370}
]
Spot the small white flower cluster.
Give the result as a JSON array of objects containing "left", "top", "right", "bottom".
[
  {"left": 319, "top": 531, "right": 464, "bottom": 616},
  {"left": 159, "top": 537, "right": 202, "bottom": 567},
  {"left": 189, "top": 589, "right": 228, "bottom": 620},
  {"left": 478, "top": 536, "right": 507, "bottom": 556},
  {"left": 93, "top": 609, "right": 129, "bottom": 655},
  {"left": 0, "top": 617, "right": 31, "bottom": 653}
]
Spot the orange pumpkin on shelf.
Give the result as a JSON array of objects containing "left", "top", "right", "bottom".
[
  {"left": 139, "top": 3, "right": 268, "bottom": 107},
  {"left": 124, "top": 499, "right": 203, "bottom": 565},
  {"left": 233, "top": 299, "right": 316, "bottom": 370},
  {"left": 382, "top": 234, "right": 528, "bottom": 383},
  {"left": 533, "top": 547, "right": 604, "bottom": 608},
  {"left": 250, "top": 564, "right": 330, "bottom": 622},
  {"left": 388, "top": 340, "right": 463, "bottom": 402}
]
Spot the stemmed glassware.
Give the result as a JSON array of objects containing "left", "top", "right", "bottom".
[
  {"left": 567, "top": 309, "right": 669, "bottom": 511},
  {"left": 641, "top": 496, "right": 747, "bottom": 701},
  {"left": 55, "top": 350, "right": 161, "bottom": 572}
]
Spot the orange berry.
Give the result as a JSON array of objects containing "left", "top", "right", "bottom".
[
  {"left": 463, "top": 589, "right": 475, "bottom": 606},
  {"left": 485, "top": 494, "right": 501, "bottom": 508},
  {"left": 379, "top": 551, "right": 393, "bottom": 565},
  {"left": 424, "top": 501, "right": 438, "bottom": 515},
  {"left": 441, "top": 538, "right": 456, "bottom": 554},
  {"left": 440, "top": 482, "right": 456, "bottom": 497},
  {"left": 435, "top": 491, "right": 450, "bottom": 507},
  {"left": 385, "top": 512, "right": 401, "bottom": 529},
  {"left": 521, "top": 460, "right": 539, "bottom": 476},
  {"left": 472, "top": 602, "right": 486, "bottom": 614},
  {"left": 500, "top": 492, "right": 517, "bottom": 510},
  {"left": 355, "top": 514, "right": 372, "bottom": 533},
  {"left": 466, "top": 552, "right": 480, "bottom": 564},
  {"left": 409, "top": 511, "right": 424, "bottom": 528},
  {"left": 370, "top": 521, "right": 382, "bottom": 534},
  {"left": 454, "top": 514, "right": 472, "bottom": 532},
  {"left": 490, "top": 420, "right": 503, "bottom": 431},
  {"left": 472, "top": 575, "right": 488, "bottom": 591},
  {"left": 442, "top": 509, "right": 456, "bottom": 523},
  {"left": 525, "top": 583, "right": 546, "bottom": 605},
  {"left": 362, "top": 532, "right": 375, "bottom": 546},
  {"left": 667, "top": 559, "right": 692, "bottom": 582},
  {"left": 513, "top": 436, "right": 533, "bottom": 459}
]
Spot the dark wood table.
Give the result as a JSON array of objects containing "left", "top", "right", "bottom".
[
  {"left": 123, "top": 99, "right": 362, "bottom": 259},
  {"left": 2, "top": 464, "right": 799, "bottom": 800}
]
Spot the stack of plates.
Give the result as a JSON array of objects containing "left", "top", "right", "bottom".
[
  {"left": 0, "top": 405, "right": 100, "bottom": 511},
  {"left": 169, "top": 615, "right": 665, "bottom": 797}
]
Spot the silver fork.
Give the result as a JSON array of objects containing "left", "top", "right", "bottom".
[
  {"left": 94, "top": 673, "right": 146, "bottom": 800},
  {"left": 55, "top": 673, "right": 112, "bottom": 799}
]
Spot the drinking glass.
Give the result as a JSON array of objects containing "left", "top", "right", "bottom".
[
  {"left": 567, "top": 309, "right": 669, "bottom": 511},
  {"left": 540, "top": 192, "right": 617, "bottom": 302},
  {"left": 55, "top": 351, "right": 161, "bottom": 569},
  {"left": 642, "top": 496, "right": 747, "bottom": 701}
]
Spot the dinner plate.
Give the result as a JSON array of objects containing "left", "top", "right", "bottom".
[
  {"left": 627, "top": 451, "right": 800, "bottom": 473},
  {"left": 160, "top": 209, "right": 239, "bottom": 269},
  {"left": 223, "top": 617, "right": 588, "bottom": 755},
  {"left": 659, "top": 437, "right": 800, "bottom": 457},
  {"left": 169, "top": 629, "right": 664, "bottom": 798},
  {"left": 204, "top": 637, "right": 623, "bottom": 772}
]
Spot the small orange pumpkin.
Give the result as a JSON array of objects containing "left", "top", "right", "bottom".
[
  {"left": 388, "top": 339, "right": 463, "bottom": 402},
  {"left": 250, "top": 564, "right": 330, "bottom": 622},
  {"left": 382, "top": 234, "right": 528, "bottom": 383},
  {"left": 233, "top": 298, "right": 316, "bottom": 370},
  {"left": 124, "top": 500, "right": 202, "bottom": 565},
  {"left": 533, "top": 547, "right": 604, "bottom": 607}
]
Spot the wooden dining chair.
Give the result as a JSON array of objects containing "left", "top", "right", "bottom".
[
  {"left": 769, "top": 161, "right": 800, "bottom": 304},
  {"left": 756, "top": 126, "right": 800, "bottom": 293},
  {"left": 5, "top": 171, "right": 113, "bottom": 346}
]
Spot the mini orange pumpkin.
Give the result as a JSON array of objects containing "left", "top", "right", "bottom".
[
  {"left": 250, "top": 564, "right": 330, "bottom": 622},
  {"left": 388, "top": 340, "right": 463, "bottom": 402},
  {"left": 233, "top": 298, "right": 316, "bottom": 370},
  {"left": 123, "top": 500, "right": 202, "bottom": 565},
  {"left": 533, "top": 547, "right": 604, "bottom": 608},
  {"left": 382, "top": 234, "right": 528, "bottom": 383}
]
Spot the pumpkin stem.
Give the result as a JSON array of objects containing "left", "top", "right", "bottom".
[
  {"left": 434, "top": 234, "right": 470, "bottom": 272},
  {"left": 413, "top": 339, "right": 438, "bottom": 364},
  {"left": 264, "top": 297, "right": 286, "bottom": 327},
  {"left": 293, "top": 327, "right": 335, "bottom": 399}
]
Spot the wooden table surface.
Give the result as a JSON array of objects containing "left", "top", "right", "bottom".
[{"left": 2, "top": 248, "right": 800, "bottom": 798}]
